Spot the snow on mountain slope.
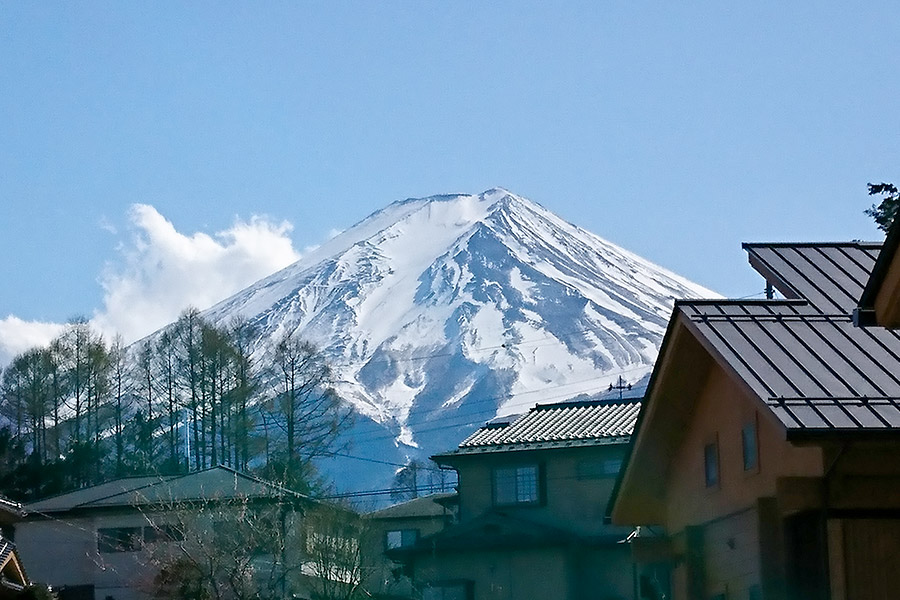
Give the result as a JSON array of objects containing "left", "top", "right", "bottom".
[{"left": 202, "top": 188, "right": 716, "bottom": 460}]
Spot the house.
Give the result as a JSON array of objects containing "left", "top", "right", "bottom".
[
  {"left": 610, "top": 224, "right": 900, "bottom": 600},
  {"left": 0, "top": 496, "right": 28, "bottom": 598},
  {"left": 16, "top": 465, "right": 349, "bottom": 600},
  {"left": 391, "top": 398, "right": 653, "bottom": 600},
  {"left": 362, "top": 492, "right": 457, "bottom": 599}
]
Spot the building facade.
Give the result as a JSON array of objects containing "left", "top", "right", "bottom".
[
  {"left": 611, "top": 228, "right": 900, "bottom": 600},
  {"left": 393, "top": 398, "right": 653, "bottom": 600},
  {"left": 363, "top": 492, "right": 457, "bottom": 599},
  {"left": 17, "top": 466, "right": 343, "bottom": 600}
]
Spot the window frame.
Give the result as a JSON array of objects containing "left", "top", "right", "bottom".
[
  {"left": 704, "top": 436, "right": 720, "bottom": 489},
  {"left": 385, "top": 528, "right": 419, "bottom": 550},
  {"left": 492, "top": 464, "right": 543, "bottom": 507},
  {"left": 741, "top": 414, "right": 760, "bottom": 473}
]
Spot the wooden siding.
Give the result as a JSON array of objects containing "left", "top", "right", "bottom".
[
  {"left": 840, "top": 518, "right": 900, "bottom": 600},
  {"left": 665, "top": 363, "right": 823, "bottom": 533}
]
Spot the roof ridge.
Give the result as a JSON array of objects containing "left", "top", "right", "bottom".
[
  {"left": 742, "top": 241, "right": 882, "bottom": 249},
  {"left": 533, "top": 398, "right": 640, "bottom": 410}
]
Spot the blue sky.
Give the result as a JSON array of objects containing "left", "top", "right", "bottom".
[{"left": 1, "top": 2, "right": 899, "bottom": 358}]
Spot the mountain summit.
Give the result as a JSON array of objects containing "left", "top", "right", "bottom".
[{"left": 202, "top": 189, "right": 714, "bottom": 465}]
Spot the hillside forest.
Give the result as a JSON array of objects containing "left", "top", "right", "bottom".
[{"left": 0, "top": 308, "right": 353, "bottom": 501}]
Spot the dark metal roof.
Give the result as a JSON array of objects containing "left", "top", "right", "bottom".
[
  {"left": 743, "top": 242, "right": 880, "bottom": 313},
  {"left": 441, "top": 399, "right": 638, "bottom": 456},
  {"left": 680, "top": 299, "right": 900, "bottom": 434}
]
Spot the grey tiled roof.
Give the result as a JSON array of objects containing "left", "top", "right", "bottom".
[
  {"left": 681, "top": 299, "right": 900, "bottom": 434},
  {"left": 444, "top": 399, "right": 639, "bottom": 455},
  {"left": 744, "top": 242, "right": 880, "bottom": 314},
  {"left": 26, "top": 466, "right": 311, "bottom": 514},
  {"left": 366, "top": 493, "right": 456, "bottom": 520}
]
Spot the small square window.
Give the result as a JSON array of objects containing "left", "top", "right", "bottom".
[
  {"left": 493, "top": 465, "right": 540, "bottom": 506},
  {"left": 704, "top": 440, "right": 719, "bottom": 488},
  {"left": 742, "top": 420, "right": 758, "bottom": 472},
  {"left": 386, "top": 528, "right": 419, "bottom": 549}
]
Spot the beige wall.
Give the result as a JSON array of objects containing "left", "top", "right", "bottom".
[
  {"left": 454, "top": 444, "right": 630, "bottom": 537},
  {"left": 664, "top": 364, "right": 823, "bottom": 533},
  {"left": 409, "top": 444, "right": 637, "bottom": 600},
  {"left": 874, "top": 244, "right": 900, "bottom": 327},
  {"left": 362, "top": 512, "right": 451, "bottom": 597},
  {"left": 701, "top": 508, "right": 760, "bottom": 599},
  {"left": 17, "top": 511, "right": 157, "bottom": 600},
  {"left": 17, "top": 506, "right": 314, "bottom": 600},
  {"left": 658, "top": 362, "right": 825, "bottom": 600}
]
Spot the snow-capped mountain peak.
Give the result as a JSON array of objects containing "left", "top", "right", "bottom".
[{"left": 202, "top": 189, "right": 715, "bottom": 458}]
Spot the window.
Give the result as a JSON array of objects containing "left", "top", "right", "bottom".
[
  {"left": 742, "top": 418, "right": 759, "bottom": 472},
  {"left": 493, "top": 465, "right": 540, "bottom": 506},
  {"left": 704, "top": 440, "right": 719, "bottom": 488},
  {"left": 385, "top": 528, "right": 419, "bottom": 549},
  {"left": 99, "top": 525, "right": 183, "bottom": 552},
  {"left": 576, "top": 458, "right": 623, "bottom": 480},
  {"left": 98, "top": 527, "right": 143, "bottom": 553}
]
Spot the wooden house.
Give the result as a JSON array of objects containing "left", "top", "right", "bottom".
[
  {"left": 0, "top": 496, "right": 28, "bottom": 598},
  {"left": 610, "top": 222, "right": 900, "bottom": 600}
]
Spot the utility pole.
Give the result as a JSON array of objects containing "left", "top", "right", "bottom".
[{"left": 608, "top": 376, "right": 632, "bottom": 401}]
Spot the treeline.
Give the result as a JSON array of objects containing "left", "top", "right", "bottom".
[{"left": 0, "top": 309, "right": 352, "bottom": 501}]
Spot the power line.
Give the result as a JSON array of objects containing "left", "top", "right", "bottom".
[
  {"left": 244, "top": 363, "right": 652, "bottom": 440},
  {"left": 321, "top": 322, "right": 667, "bottom": 369}
]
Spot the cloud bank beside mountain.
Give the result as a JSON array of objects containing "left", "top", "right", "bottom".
[{"left": 1, "top": 204, "right": 301, "bottom": 365}]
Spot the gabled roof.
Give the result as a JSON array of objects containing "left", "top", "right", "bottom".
[
  {"left": 0, "top": 537, "right": 28, "bottom": 592},
  {"left": 681, "top": 299, "right": 900, "bottom": 435},
  {"left": 858, "top": 216, "right": 900, "bottom": 327},
  {"left": 743, "top": 241, "right": 880, "bottom": 314},
  {"left": 366, "top": 493, "right": 456, "bottom": 520},
  {"left": 859, "top": 217, "right": 900, "bottom": 307},
  {"left": 436, "top": 399, "right": 639, "bottom": 458},
  {"left": 26, "top": 466, "right": 312, "bottom": 515},
  {"left": 611, "top": 236, "right": 900, "bottom": 525}
]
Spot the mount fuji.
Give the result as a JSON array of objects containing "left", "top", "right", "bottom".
[{"left": 197, "top": 188, "right": 716, "bottom": 495}]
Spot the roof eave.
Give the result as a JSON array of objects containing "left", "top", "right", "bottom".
[
  {"left": 859, "top": 216, "right": 900, "bottom": 309},
  {"left": 608, "top": 306, "right": 686, "bottom": 525},
  {"left": 786, "top": 427, "right": 900, "bottom": 444}
]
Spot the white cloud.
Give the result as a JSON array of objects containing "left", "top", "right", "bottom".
[
  {"left": 0, "top": 316, "right": 66, "bottom": 366},
  {"left": 1, "top": 205, "right": 302, "bottom": 368},
  {"left": 92, "top": 205, "right": 301, "bottom": 343}
]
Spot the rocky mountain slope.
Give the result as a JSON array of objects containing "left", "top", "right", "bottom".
[{"left": 199, "top": 188, "right": 715, "bottom": 496}]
